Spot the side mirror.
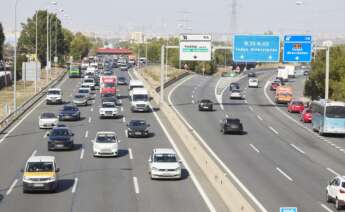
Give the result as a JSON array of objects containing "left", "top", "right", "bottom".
[
  {"left": 71, "top": 133, "right": 74, "bottom": 136},
  {"left": 148, "top": 158, "right": 152, "bottom": 163},
  {"left": 126, "top": 124, "right": 129, "bottom": 127},
  {"left": 147, "top": 124, "right": 151, "bottom": 127},
  {"left": 118, "top": 140, "right": 122, "bottom": 143},
  {"left": 56, "top": 168, "right": 60, "bottom": 173},
  {"left": 46, "top": 132, "right": 50, "bottom": 137},
  {"left": 20, "top": 168, "right": 24, "bottom": 173},
  {"left": 178, "top": 160, "right": 182, "bottom": 164}
]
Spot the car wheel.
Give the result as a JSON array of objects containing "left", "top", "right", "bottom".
[
  {"left": 326, "top": 191, "right": 332, "bottom": 203},
  {"left": 336, "top": 198, "right": 342, "bottom": 210}
]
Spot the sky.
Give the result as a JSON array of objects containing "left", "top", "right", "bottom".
[{"left": 1, "top": 0, "right": 345, "bottom": 41}]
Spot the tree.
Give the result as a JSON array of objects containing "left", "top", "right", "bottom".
[
  {"left": 0, "top": 22, "right": 5, "bottom": 60},
  {"left": 62, "top": 28, "right": 74, "bottom": 56},
  {"left": 70, "top": 32, "right": 92, "bottom": 61}
]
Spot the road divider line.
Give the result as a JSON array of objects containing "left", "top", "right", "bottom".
[
  {"left": 133, "top": 176, "right": 139, "bottom": 194},
  {"left": 257, "top": 115, "right": 263, "bottom": 121},
  {"left": 125, "top": 130, "right": 128, "bottom": 137},
  {"left": 6, "top": 179, "right": 18, "bottom": 195},
  {"left": 248, "top": 106, "right": 254, "bottom": 111},
  {"left": 290, "top": 144, "right": 305, "bottom": 155},
  {"left": 276, "top": 167, "right": 293, "bottom": 182},
  {"left": 72, "top": 178, "right": 78, "bottom": 193},
  {"left": 192, "top": 100, "right": 195, "bottom": 104},
  {"left": 321, "top": 203, "right": 334, "bottom": 212},
  {"left": 80, "top": 148, "right": 85, "bottom": 159},
  {"left": 121, "top": 107, "right": 124, "bottom": 112},
  {"left": 269, "top": 126, "right": 279, "bottom": 135},
  {"left": 88, "top": 117, "right": 92, "bottom": 123},
  {"left": 128, "top": 148, "right": 133, "bottom": 160},
  {"left": 327, "top": 168, "right": 340, "bottom": 176},
  {"left": 249, "top": 144, "right": 260, "bottom": 153},
  {"left": 85, "top": 130, "right": 88, "bottom": 138},
  {"left": 90, "top": 108, "right": 93, "bottom": 112},
  {"left": 192, "top": 95, "right": 194, "bottom": 99},
  {"left": 31, "top": 150, "right": 37, "bottom": 157},
  {"left": 122, "top": 117, "right": 126, "bottom": 123}
]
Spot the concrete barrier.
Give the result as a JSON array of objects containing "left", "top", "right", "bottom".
[{"left": 133, "top": 70, "right": 257, "bottom": 212}]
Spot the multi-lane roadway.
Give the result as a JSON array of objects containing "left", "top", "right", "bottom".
[{"left": 0, "top": 68, "right": 210, "bottom": 212}]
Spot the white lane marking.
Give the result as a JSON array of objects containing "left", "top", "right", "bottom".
[
  {"left": 133, "top": 176, "right": 140, "bottom": 194},
  {"left": 244, "top": 100, "right": 248, "bottom": 104},
  {"left": 327, "top": 168, "right": 340, "bottom": 176},
  {"left": 225, "top": 114, "right": 229, "bottom": 118},
  {"left": 248, "top": 106, "right": 254, "bottom": 111},
  {"left": 85, "top": 130, "right": 88, "bottom": 138},
  {"left": 290, "top": 144, "right": 306, "bottom": 155},
  {"left": 249, "top": 144, "right": 260, "bottom": 153},
  {"left": 269, "top": 126, "right": 279, "bottom": 135},
  {"left": 168, "top": 78, "right": 265, "bottom": 212},
  {"left": 88, "top": 117, "right": 92, "bottom": 123},
  {"left": 192, "top": 90, "right": 195, "bottom": 94},
  {"left": 128, "top": 148, "right": 133, "bottom": 160},
  {"left": 192, "top": 100, "right": 195, "bottom": 104},
  {"left": 321, "top": 203, "right": 334, "bottom": 212},
  {"left": 191, "top": 95, "right": 194, "bottom": 99},
  {"left": 90, "top": 108, "right": 93, "bottom": 112},
  {"left": 257, "top": 115, "right": 263, "bottom": 121},
  {"left": 125, "top": 130, "right": 128, "bottom": 137},
  {"left": 31, "top": 150, "right": 37, "bottom": 157},
  {"left": 43, "top": 133, "right": 47, "bottom": 138},
  {"left": 121, "top": 107, "right": 124, "bottom": 112},
  {"left": 72, "top": 178, "right": 79, "bottom": 193},
  {"left": 80, "top": 148, "right": 85, "bottom": 159},
  {"left": 122, "top": 117, "right": 126, "bottom": 123},
  {"left": 6, "top": 179, "right": 18, "bottom": 195},
  {"left": 276, "top": 167, "right": 294, "bottom": 182},
  {"left": 214, "top": 77, "right": 224, "bottom": 110}
]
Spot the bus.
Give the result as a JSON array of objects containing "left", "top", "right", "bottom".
[
  {"left": 310, "top": 100, "right": 345, "bottom": 135},
  {"left": 69, "top": 65, "right": 81, "bottom": 78}
]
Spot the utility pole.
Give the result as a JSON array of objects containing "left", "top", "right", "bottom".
[{"left": 46, "top": 10, "right": 49, "bottom": 84}]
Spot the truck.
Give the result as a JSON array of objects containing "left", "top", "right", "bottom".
[
  {"left": 275, "top": 86, "right": 293, "bottom": 104},
  {"left": 100, "top": 75, "right": 117, "bottom": 95},
  {"left": 69, "top": 65, "right": 81, "bottom": 78},
  {"left": 277, "top": 66, "right": 289, "bottom": 82},
  {"left": 286, "top": 64, "right": 296, "bottom": 78}
]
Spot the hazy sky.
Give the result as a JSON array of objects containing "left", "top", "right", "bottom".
[{"left": 1, "top": 0, "right": 344, "bottom": 40}]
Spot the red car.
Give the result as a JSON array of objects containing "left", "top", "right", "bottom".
[
  {"left": 270, "top": 81, "right": 281, "bottom": 91},
  {"left": 300, "top": 108, "right": 312, "bottom": 123},
  {"left": 288, "top": 100, "right": 305, "bottom": 113}
]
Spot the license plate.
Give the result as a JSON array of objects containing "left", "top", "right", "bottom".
[
  {"left": 56, "top": 144, "right": 64, "bottom": 148},
  {"left": 135, "top": 132, "right": 142, "bottom": 135},
  {"left": 34, "top": 183, "right": 44, "bottom": 187}
]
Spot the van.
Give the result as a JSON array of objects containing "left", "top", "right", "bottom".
[
  {"left": 22, "top": 156, "right": 60, "bottom": 193},
  {"left": 130, "top": 88, "right": 150, "bottom": 112},
  {"left": 128, "top": 80, "right": 144, "bottom": 96}
]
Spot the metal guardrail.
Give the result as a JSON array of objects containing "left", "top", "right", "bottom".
[
  {"left": 155, "top": 72, "right": 191, "bottom": 93},
  {"left": 0, "top": 70, "right": 67, "bottom": 135}
]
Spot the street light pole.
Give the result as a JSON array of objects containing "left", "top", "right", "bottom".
[
  {"left": 13, "top": 0, "right": 20, "bottom": 111},
  {"left": 46, "top": 9, "right": 49, "bottom": 84},
  {"left": 160, "top": 45, "right": 165, "bottom": 105},
  {"left": 35, "top": 10, "right": 38, "bottom": 93}
]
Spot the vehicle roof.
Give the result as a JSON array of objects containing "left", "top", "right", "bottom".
[
  {"left": 96, "top": 131, "right": 116, "bottom": 136},
  {"left": 48, "top": 88, "right": 61, "bottom": 91},
  {"left": 132, "top": 88, "right": 148, "bottom": 94},
  {"left": 79, "top": 87, "right": 90, "bottom": 90},
  {"left": 129, "top": 80, "right": 144, "bottom": 86},
  {"left": 153, "top": 148, "right": 176, "bottom": 155},
  {"left": 27, "top": 155, "right": 55, "bottom": 163}
]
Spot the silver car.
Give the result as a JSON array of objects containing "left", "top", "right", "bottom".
[{"left": 72, "top": 94, "right": 88, "bottom": 106}]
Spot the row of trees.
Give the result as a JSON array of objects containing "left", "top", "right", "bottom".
[{"left": 304, "top": 45, "right": 345, "bottom": 101}]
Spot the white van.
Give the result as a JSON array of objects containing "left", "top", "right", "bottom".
[{"left": 130, "top": 88, "right": 150, "bottom": 112}]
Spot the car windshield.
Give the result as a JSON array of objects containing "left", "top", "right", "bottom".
[
  {"left": 129, "top": 120, "right": 146, "bottom": 127},
  {"left": 79, "top": 89, "right": 89, "bottom": 94},
  {"left": 48, "top": 90, "right": 60, "bottom": 95},
  {"left": 226, "top": 119, "right": 240, "bottom": 124},
  {"left": 64, "top": 106, "right": 77, "bottom": 111},
  {"left": 102, "top": 102, "right": 115, "bottom": 108},
  {"left": 292, "top": 101, "right": 304, "bottom": 106},
  {"left": 133, "top": 94, "right": 148, "bottom": 101},
  {"left": 84, "top": 79, "right": 94, "bottom": 83},
  {"left": 326, "top": 106, "right": 345, "bottom": 118},
  {"left": 130, "top": 85, "right": 143, "bottom": 90},
  {"left": 201, "top": 100, "right": 212, "bottom": 103},
  {"left": 153, "top": 154, "right": 177, "bottom": 163},
  {"left": 26, "top": 162, "right": 53, "bottom": 172},
  {"left": 119, "top": 77, "right": 126, "bottom": 81},
  {"left": 41, "top": 113, "right": 56, "bottom": 119},
  {"left": 51, "top": 129, "right": 69, "bottom": 136},
  {"left": 96, "top": 134, "right": 116, "bottom": 143}
]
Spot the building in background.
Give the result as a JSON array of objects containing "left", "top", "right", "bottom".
[{"left": 130, "top": 32, "right": 145, "bottom": 44}]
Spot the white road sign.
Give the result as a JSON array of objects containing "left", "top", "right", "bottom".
[{"left": 179, "top": 34, "right": 212, "bottom": 61}]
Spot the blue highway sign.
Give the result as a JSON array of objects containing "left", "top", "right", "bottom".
[
  {"left": 280, "top": 207, "right": 297, "bottom": 212},
  {"left": 233, "top": 35, "right": 280, "bottom": 62},
  {"left": 283, "top": 35, "right": 312, "bottom": 63}
]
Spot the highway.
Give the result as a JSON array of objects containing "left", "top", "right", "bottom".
[
  {"left": 168, "top": 69, "right": 345, "bottom": 212},
  {"left": 0, "top": 68, "right": 209, "bottom": 212}
]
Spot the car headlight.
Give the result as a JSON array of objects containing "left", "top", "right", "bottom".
[
  {"left": 23, "top": 176, "right": 30, "bottom": 181},
  {"left": 152, "top": 167, "right": 158, "bottom": 171},
  {"left": 48, "top": 176, "right": 56, "bottom": 181}
]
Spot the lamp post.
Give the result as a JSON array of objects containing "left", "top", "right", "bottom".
[
  {"left": 13, "top": 0, "right": 21, "bottom": 111},
  {"left": 322, "top": 40, "right": 333, "bottom": 135},
  {"left": 46, "top": 1, "right": 57, "bottom": 83}
]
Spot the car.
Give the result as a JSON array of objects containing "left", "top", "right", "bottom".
[
  {"left": 198, "top": 99, "right": 213, "bottom": 111},
  {"left": 120, "top": 65, "right": 128, "bottom": 71},
  {"left": 300, "top": 108, "right": 312, "bottom": 123},
  {"left": 78, "top": 87, "right": 92, "bottom": 100},
  {"left": 82, "top": 78, "right": 95, "bottom": 90},
  {"left": 102, "top": 70, "right": 113, "bottom": 76},
  {"left": 248, "top": 78, "right": 259, "bottom": 88},
  {"left": 21, "top": 156, "right": 60, "bottom": 193},
  {"left": 72, "top": 94, "right": 88, "bottom": 106},
  {"left": 39, "top": 112, "right": 58, "bottom": 129},
  {"left": 127, "top": 120, "right": 150, "bottom": 138},
  {"left": 270, "top": 81, "right": 281, "bottom": 91},
  {"left": 148, "top": 148, "right": 182, "bottom": 180},
  {"left": 326, "top": 176, "right": 345, "bottom": 210},
  {"left": 220, "top": 118, "right": 244, "bottom": 134},
  {"left": 47, "top": 126, "right": 74, "bottom": 150},
  {"left": 92, "top": 132, "right": 119, "bottom": 157},
  {"left": 247, "top": 72, "right": 256, "bottom": 77},
  {"left": 46, "top": 88, "right": 63, "bottom": 104},
  {"left": 58, "top": 105, "right": 81, "bottom": 121},
  {"left": 288, "top": 99, "right": 305, "bottom": 113},
  {"left": 99, "top": 102, "right": 119, "bottom": 119},
  {"left": 117, "top": 76, "right": 128, "bottom": 85},
  {"left": 101, "top": 93, "right": 121, "bottom": 106},
  {"left": 130, "top": 88, "right": 150, "bottom": 112},
  {"left": 229, "top": 82, "right": 240, "bottom": 91},
  {"left": 303, "top": 70, "right": 310, "bottom": 76},
  {"left": 230, "top": 89, "right": 242, "bottom": 99}
]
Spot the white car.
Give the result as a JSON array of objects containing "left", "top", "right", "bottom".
[
  {"left": 148, "top": 148, "right": 182, "bottom": 179},
  {"left": 82, "top": 78, "right": 95, "bottom": 90},
  {"left": 46, "top": 88, "right": 63, "bottom": 104},
  {"left": 248, "top": 78, "right": 259, "bottom": 88},
  {"left": 230, "top": 89, "right": 242, "bottom": 99},
  {"left": 93, "top": 132, "right": 119, "bottom": 157},
  {"left": 99, "top": 102, "right": 119, "bottom": 118},
  {"left": 326, "top": 176, "right": 345, "bottom": 210},
  {"left": 78, "top": 87, "right": 91, "bottom": 100},
  {"left": 39, "top": 112, "right": 58, "bottom": 129}
]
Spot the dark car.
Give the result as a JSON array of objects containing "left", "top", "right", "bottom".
[
  {"left": 198, "top": 99, "right": 213, "bottom": 111},
  {"left": 101, "top": 93, "right": 121, "bottom": 106},
  {"left": 47, "top": 126, "right": 74, "bottom": 150},
  {"left": 247, "top": 72, "right": 256, "bottom": 77},
  {"left": 117, "top": 77, "right": 128, "bottom": 85},
  {"left": 220, "top": 118, "right": 243, "bottom": 134},
  {"left": 229, "top": 82, "right": 240, "bottom": 91},
  {"left": 127, "top": 120, "right": 150, "bottom": 138},
  {"left": 59, "top": 105, "right": 81, "bottom": 121}
]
